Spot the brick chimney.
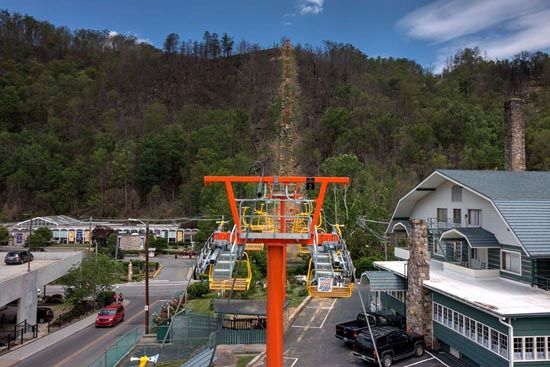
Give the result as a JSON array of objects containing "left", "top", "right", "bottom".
[
  {"left": 504, "top": 98, "right": 526, "bottom": 171},
  {"left": 406, "top": 219, "right": 435, "bottom": 349}
]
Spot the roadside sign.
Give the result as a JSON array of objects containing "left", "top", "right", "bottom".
[
  {"left": 317, "top": 277, "right": 333, "bottom": 292},
  {"left": 16, "top": 232, "right": 23, "bottom": 244}
]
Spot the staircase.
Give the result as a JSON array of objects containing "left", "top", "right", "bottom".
[{"left": 313, "top": 252, "right": 335, "bottom": 280}]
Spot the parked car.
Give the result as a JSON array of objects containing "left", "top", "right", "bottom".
[
  {"left": 353, "top": 326, "right": 425, "bottom": 367},
  {"left": 95, "top": 304, "right": 124, "bottom": 327},
  {"left": 43, "top": 294, "right": 64, "bottom": 304},
  {"left": 37, "top": 307, "right": 54, "bottom": 323},
  {"left": 4, "top": 250, "right": 33, "bottom": 265},
  {"left": 335, "top": 313, "right": 404, "bottom": 343}
]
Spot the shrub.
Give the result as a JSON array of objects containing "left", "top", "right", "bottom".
[
  {"left": 96, "top": 290, "right": 116, "bottom": 307},
  {"left": 187, "top": 282, "right": 210, "bottom": 299}
]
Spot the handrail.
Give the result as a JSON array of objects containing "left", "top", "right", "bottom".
[
  {"left": 244, "top": 252, "right": 252, "bottom": 289},
  {"left": 306, "top": 258, "right": 313, "bottom": 287}
]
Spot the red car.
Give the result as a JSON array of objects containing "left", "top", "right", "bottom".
[{"left": 95, "top": 304, "right": 124, "bottom": 327}]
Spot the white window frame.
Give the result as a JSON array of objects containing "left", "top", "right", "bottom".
[
  {"left": 433, "top": 302, "right": 509, "bottom": 360},
  {"left": 452, "top": 185, "right": 463, "bottom": 202},
  {"left": 437, "top": 208, "right": 448, "bottom": 223},
  {"left": 467, "top": 209, "right": 482, "bottom": 226},
  {"left": 500, "top": 249, "right": 522, "bottom": 275},
  {"left": 513, "top": 337, "right": 550, "bottom": 361}
]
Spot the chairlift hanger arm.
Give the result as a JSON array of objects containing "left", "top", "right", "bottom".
[{"left": 204, "top": 176, "right": 350, "bottom": 185}]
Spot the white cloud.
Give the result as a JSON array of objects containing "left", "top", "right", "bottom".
[
  {"left": 108, "top": 31, "right": 119, "bottom": 38},
  {"left": 399, "top": 0, "right": 550, "bottom": 72},
  {"left": 299, "top": 0, "right": 324, "bottom": 15}
]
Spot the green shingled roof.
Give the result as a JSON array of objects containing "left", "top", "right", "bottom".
[
  {"left": 440, "top": 227, "right": 500, "bottom": 248},
  {"left": 437, "top": 170, "right": 550, "bottom": 201},
  {"left": 361, "top": 271, "right": 405, "bottom": 291},
  {"left": 437, "top": 170, "right": 550, "bottom": 257}
]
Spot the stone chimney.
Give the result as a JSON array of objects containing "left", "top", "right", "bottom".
[
  {"left": 504, "top": 98, "right": 526, "bottom": 171},
  {"left": 406, "top": 219, "right": 435, "bottom": 349}
]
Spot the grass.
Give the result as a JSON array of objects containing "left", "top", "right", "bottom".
[
  {"left": 185, "top": 293, "right": 217, "bottom": 315},
  {"left": 236, "top": 355, "right": 257, "bottom": 367}
]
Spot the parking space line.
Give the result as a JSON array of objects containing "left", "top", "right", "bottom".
[
  {"left": 318, "top": 298, "right": 337, "bottom": 329},
  {"left": 305, "top": 306, "right": 333, "bottom": 309},
  {"left": 426, "top": 351, "right": 451, "bottom": 367},
  {"left": 283, "top": 357, "right": 298, "bottom": 367},
  {"left": 402, "top": 357, "right": 435, "bottom": 367}
]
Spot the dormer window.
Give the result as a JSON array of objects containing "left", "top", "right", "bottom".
[{"left": 452, "top": 185, "right": 463, "bottom": 202}]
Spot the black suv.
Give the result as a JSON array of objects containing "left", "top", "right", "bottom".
[
  {"left": 4, "top": 250, "right": 33, "bottom": 265},
  {"left": 353, "top": 326, "right": 425, "bottom": 367}
]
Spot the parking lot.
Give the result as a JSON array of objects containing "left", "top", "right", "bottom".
[{"left": 281, "top": 288, "right": 459, "bottom": 367}]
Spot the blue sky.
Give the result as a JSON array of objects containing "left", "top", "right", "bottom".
[{"left": 3, "top": 0, "right": 550, "bottom": 72}]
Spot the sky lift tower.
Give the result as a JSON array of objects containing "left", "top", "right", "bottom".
[{"left": 203, "top": 175, "right": 349, "bottom": 367}]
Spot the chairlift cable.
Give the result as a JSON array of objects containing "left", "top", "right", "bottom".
[{"left": 353, "top": 271, "right": 383, "bottom": 367}]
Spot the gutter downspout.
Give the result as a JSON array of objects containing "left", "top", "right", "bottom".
[{"left": 499, "top": 317, "right": 513, "bottom": 367}]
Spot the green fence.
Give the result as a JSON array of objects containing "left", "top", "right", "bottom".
[
  {"left": 217, "top": 328, "right": 265, "bottom": 344},
  {"left": 116, "top": 333, "right": 217, "bottom": 366},
  {"left": 88, "top": 327, "right": 142, "bottom": 367}
]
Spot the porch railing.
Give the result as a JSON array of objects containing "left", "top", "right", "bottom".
[{"left": 535, "top": 275, "right": 550, "bottom": 291}]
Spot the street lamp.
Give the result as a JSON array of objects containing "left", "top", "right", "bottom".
[{"left": 129, "top": 218, "right": 150, "bottom": 334}]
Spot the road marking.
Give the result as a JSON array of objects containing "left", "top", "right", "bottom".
[
  {"left": 52, "top": 301, "right": 159, "bottom": 367},
  {"left": 283, "top": 357, "right": 298, "bottom": 367},
  {"left": 318, "top": 298, "right": 337, "bottom": 329},
  {"left": 403, "top": 357, "right": 435, "bottom": 367},
  {"left": 291, "top": 298, "right": 337, "bottom": 329},
  {"left": 426, "top": 351, "right": 451, "bottom": 367}
]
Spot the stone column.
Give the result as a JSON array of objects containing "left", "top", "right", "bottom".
[
  {"left": 504, "top": 98, "right": 526, "bottom": 171},
  {"left": 406, "top": 219, "right": 435, "bottom": 349}
]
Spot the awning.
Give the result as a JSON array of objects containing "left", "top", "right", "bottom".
[
  {"left": 213, "top": 299, "right": 289, "bottom": 316},
  {"left": 361, "top": 271, "right": 406, "bottom": 291},
  {"left": 388, "top": 220, "right": 410, "bottom": 235},
  {"left": 440, "top": 227, "right": 501, "bottom": 248}
]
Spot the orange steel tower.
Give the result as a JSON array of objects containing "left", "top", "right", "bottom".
[{"left": 203, "top": 176, "right": 349, "bottom": 367}]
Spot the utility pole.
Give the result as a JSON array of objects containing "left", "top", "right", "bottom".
[
  {"left": 27, "top": 217, "right": 33, "bottom": 272},
  {"left": 144, "top": 221, "right": 150, "bottom": 334},
  {"left": 130, "top": 218, "right": 150, "bottom": 334}
]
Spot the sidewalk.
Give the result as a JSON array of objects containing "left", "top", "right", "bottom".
[{"left": 0, "top": 300, "right": 130, "bottom": 367}]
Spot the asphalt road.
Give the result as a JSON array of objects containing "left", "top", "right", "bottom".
[
  {"left": 282, "top": 286, "right": 456, "bottom": 367},
  {"left": 14, "top": 256, "right": 195, "bottom": 367}
]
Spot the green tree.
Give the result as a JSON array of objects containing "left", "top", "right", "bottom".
[
  {"left": 0, "top": 225, "right": 9, "bottom": 245},
  {"left": 27, "top": 227, "right": 52, "bottom": 249},
  {"left": 62, "top": 253, "right": 123, "bottom": 305}
]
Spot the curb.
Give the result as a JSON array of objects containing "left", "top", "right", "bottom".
[
  {"left": 186, "top": 266, "right": 195, "bottom": 281},
  {"left": 0, "top": 300, "right": 131, "bottom": 363},
  {"left": 152, "top": 264, "right": 164, "bottom": 278}
]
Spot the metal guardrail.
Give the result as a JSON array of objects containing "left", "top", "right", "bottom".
[
  {"left": 535, "top": 275, "right": 550, "bottom": 291},
  {"left": 0, "top": 320, "right": 38, "bottom": 353},
  {"left": 87, "top": 327, "right": 142, "bottom": 367}
]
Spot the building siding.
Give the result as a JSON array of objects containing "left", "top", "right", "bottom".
[
  {"left": 433, "top": 323, "right": 508, "bottom": 367},
  {"left": 410, "top": 180, "right": 520, "bottom": 247},
  {"left": 433, "top": 293, "right": 506, "bottom": 333},
  {"left": 380, "top": 292, "right": 405, "bottom": 317},
  {"left": 488, "top": 248, "right": 500, "bottom": 269},
  {"left": 499, "top": 244, "right": 532, "bottom": 284},
  {"left": 513, "top": 317, "right": 550, "bottom": 337}
]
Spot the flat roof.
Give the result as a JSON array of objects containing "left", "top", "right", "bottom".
[{"left": 373, "top": 260, "right": 550, "bottom": 317}]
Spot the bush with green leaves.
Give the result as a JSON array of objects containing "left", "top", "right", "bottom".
[
  {"left": 0, "top": 225, "right": 8, "bottom": 246},
  {"left": 187, "top": 282, "right": 210, "bottom": 299},
  {"left": 26, "top": 227, "right": 52, "bottom": 249}
]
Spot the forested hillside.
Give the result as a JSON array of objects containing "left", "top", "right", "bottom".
[{"left": 1, "top": 11, "right": 550, "bottom": 256}]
